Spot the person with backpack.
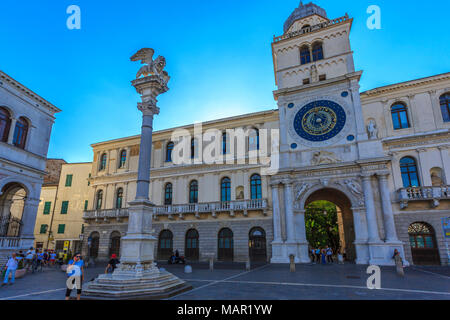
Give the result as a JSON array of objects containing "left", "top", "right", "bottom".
[
  {"left": 326, "top": 246, "right": 333, "bottom": 263},
  {"left": 65, "top": 253, "right": 84, "bottom": 300}
]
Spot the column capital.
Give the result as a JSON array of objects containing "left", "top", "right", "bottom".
[
  {"left": 416, "top": 148, "right": 427, "bottom": 153},
  {"left": 138, "top": 102, "right": 160, "bottom": 116},
  {"left": 270, "top": 182, "right": 281, "bottom": 188},
  {"left": 281, "top": 178, "right": 293, "bottom": 187},
  {"left": 361, "top": 172, "right": 374, "bottom": 180},
  {"left": 376, "top": 171, "right": 390, "bottom": 179}
]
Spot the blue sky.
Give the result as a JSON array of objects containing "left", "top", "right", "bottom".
[{"left": 0, "top": 0, "right": 449, "bottom": 163}]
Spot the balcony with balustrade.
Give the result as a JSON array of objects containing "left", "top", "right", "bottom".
[
  {"left": 398, "top": 186, "right": 450, "bottom": 209},
  {"left": 83, "top": 198, "right": 269, "bottom": 223}
]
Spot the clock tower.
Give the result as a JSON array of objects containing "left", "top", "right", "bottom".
[{"left": 270, "top": 2, "right": 407, "bottom": 266}]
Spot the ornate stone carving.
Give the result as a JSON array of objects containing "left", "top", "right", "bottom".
[
  {"left": 294, "top": 183, "right": 311, "bottom": 201},
  {"left": 130, "top": 48, "right": 170, "bottom": 85},
  {"left": 311, "top": 151, "right": 342, "bottom": 166},
  {"left": 367, "top": 119, "right": 378, "bottom": 140}
]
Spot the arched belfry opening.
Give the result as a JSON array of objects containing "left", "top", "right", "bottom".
[{"left": 304, "top": 188, "right": 356, "bottom": 262}]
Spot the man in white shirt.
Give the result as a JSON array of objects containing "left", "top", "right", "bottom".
[{"left": 2, "top": 253, "right": 18, "bottom": 285}]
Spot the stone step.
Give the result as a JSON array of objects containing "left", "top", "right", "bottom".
[{"left": 86, "top": 278, "right": 183, "bottom": 291}]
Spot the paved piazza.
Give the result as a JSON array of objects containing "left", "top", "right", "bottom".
[{"left": 0, "top": 263, "right": 448, "bottom": 300}]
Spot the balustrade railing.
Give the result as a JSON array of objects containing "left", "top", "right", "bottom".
[
  {"left": 83, "top": 199, "right": 268, "bottom": 220},
  {"left": 0, "top": 237, "right": 21, "bottom": 249},
  {"left": 398, "top": 186, "right": 450, "bottom": 209}
]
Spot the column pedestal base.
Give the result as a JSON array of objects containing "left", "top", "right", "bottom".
[{"left": 270, "top": 241, "right": 311, "bottom": 264}]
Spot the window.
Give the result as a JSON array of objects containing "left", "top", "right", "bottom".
[
  {"left": 96, "top": 190, "right": 103, "bottom": 210},
  {"left": 116, "top": 188, "right": 123, "bottom": 209},
  {"left": 440, "top": 92, "right": 450, "bottom": 122},
  {"left": 222, "top": 132, "right": 228, "bottom": 155},
  {"left": 218, "top": 228, "right": 234, "bottom": 261},
  {"left": 84, "top": 200, "right": 88, "bottom": 211},
  {"left": 221, "top": 177, "right": 231, "bottom": 202},
  {"left": 119, "top": 150, "right": 127, "bottom": 168},
  {"left": 164, "top": 183, "right": 173, "bottom": 205},
  {"left": 248, "top": 128, "right": 259, "bottom": 151},
  {"left": 191, "top": 138, "right": 196, "bottom": 159},
  {"left": 250, "top": 174, "right": 262, "bottom": 200},
  {"left": 400, "top": 157, "right": 420, "bottom": 188},
  {"left": 312, "top": 42, "right": 324, "bottom": 61},
  {"left": 12, "top": 117, "right": 28, "bottom": 149},
  {"left": 319, "top": 74, "right": 326, "bottom": 81},
  {"left": 391, "top": 103, "right": 410, "bottom": 130},
  {"left": 65, "top": 174, "right": 73, "bottom": 187},
  {"left": 300, "top": 45, "right": 311, "bottom": 65},
  {"left": 40, "top": 224, "right": 48, "bottom": 234},
  {"left": 0, "top": 107, "right": 11, "bottom": 143},
  {"left": 166, "top": 142, "right": 174, "bottom": 162},
  {"left": 185, "top": 229, "right": 199, "bottom": 260},
  {"left": 99, "top": 153, "right": 107, "bottom": 171},
  {"left": 57, "top": 224, "right": 65, "bottom": 234},
  {"left": 189, "top": 180, "right": 198, "bottom": 204},
  {"left": 303, "top": 78, "right": 310, "bottom": 85},
  {"left": 408, "top": 223, "right": 436, "bottom": 249},
  {"left": 158, "top": 230, "right": 173, "bottom": 260},
  {"left": 43, "top": 202, "right": 51, "bottom": 215},
  {"left": 61, "top": 201, "right": 69, "bottom": 214}
]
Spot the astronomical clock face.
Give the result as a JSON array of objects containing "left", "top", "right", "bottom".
[{"left": 293, "top": 100, "right": 346, "bottom": 143}]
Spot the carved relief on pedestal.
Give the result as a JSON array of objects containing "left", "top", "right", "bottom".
[{"left": 311, "top": 151, "right": 342, "bottom": 166}]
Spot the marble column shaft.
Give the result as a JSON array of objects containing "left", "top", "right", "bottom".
[
  {"left": 378, "top": 174, "right": 399, "bottom": 242},
  {"left": 362, "top": 174, "right": 381, "bottom": 243}
]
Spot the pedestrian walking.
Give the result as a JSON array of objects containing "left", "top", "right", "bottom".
[
  {"left": 315, "top": 248, "right": 321, "bottom": 263},
  {"left": 321, "top": 248, "right": 327, "bottom": 264},
  {"left": 65, "top": 253, "right": 84, "bottom": 300},
  {"left": 326, "top": 246, "right": 333, "bottom": 263},
  {"left": 25, "top": 247, "right": 35, "bottom": 272},
  {"left": 2, "top": 253, "right": 18, "bottom": 286},
  {"left": 311, "top": 248, "right": 316, "bottom": 263}
]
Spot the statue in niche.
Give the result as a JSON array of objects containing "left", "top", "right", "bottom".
[
  {"left": 310, "top": 64, "right": 319, "bottom": 83},
  {"left": 367, "top": 119, "right": 378, "bottom": 140}
]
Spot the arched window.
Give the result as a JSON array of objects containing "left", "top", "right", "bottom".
[
  {"left": 391, "top": 103, "right": 410, "bottom": 130},
  {"left": 164, "top": 183, "right": 173, "bottom": 205},
  {"left": 408, "top": 222, "right": 441, "bottom": 265},
  {"left": 312, "top": 42, "right": 324, "bottom": 61},
  {"left": 109, "top": 231, "right": 121, "bottom": 257},
  {"left": 250, "top": 174, "right": 262, "bottom": 200},
  {"left": 115, "top": 188, "right": 123, "bottom": 209},
  {"left": 96, "top": 190, "right": 103, "bottom": 210},
  {"left": 300, "top": 45, "right": 311, "bottom": 65},
  {"left": 185, "top": 229, "right": 199, "bottom": 260},
  {"left": 12, "top": 117, "right": 28, "bottom": 149},
  {"left": 249, "top": 227, "right": 267, "bottom": 262},
  {"left": 400, "top": 157, "right": 420, "bottom": 188},
  {"left": 440, "top": 92, "right": 450, "bottom": 122},
  {"left": 158, "top": 230, "right": 173, "bottom": 260},
  {"left": 218, "top": 228, "right": 234, "bottom": 261},
  {"left": 166, "top": 142, "right": 174, "bottom": 162},
  {"left": 89, "top": 232, "right": 100, "bottom": 258},
  {"left": 0, "top": 107, "right": 11, "bottom": 143},
  {"left": 189, "top": 180, "right": 198, "bottom": 204},
  {"left": 248, "top": 128, "right": 259, "bottom": 151},
  {"left": 221, "top": 177, "right": 231, "bottom": 202},
  {"left": 119, "top": 150, "right": 127, "bottom": 168},
  {"left": 301, "top": 25, "right": 311, "bottom": 31},
  {"left": 222, "top": 132, "right": 228, "bottom": 155},
  {"left": 99, "top": 153, "right": 107, "bottom": 171}
]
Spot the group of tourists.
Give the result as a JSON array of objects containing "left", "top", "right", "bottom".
[
  {"left": 168, "top": 250, "right": 186, "bottom": 265},
  {"left": 310, "top": 246, "right": 336, "bottom": 264}
]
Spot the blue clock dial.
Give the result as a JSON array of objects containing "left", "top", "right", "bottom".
[{"left": 293, "top": 100, "right": 346, "bottom": 142}]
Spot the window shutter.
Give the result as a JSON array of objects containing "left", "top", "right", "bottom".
[{"left": 43, "top": 202, "right": 51, "bottom": 215}]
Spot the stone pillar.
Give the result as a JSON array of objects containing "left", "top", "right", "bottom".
[
  {"left": 20, "top": 197, "right": 40, "bottom": 247},
  {"left": 271, "top": 183, "right": 282, "bottom": 242},
  {"left": 377, "top": 173, "right": 399, "bottom": 242},
  {"left": 283, "top": 181, "right": 296, "bottom": 242},
  {"left": 361, "top": 174, "right": 381, "bottom": 243}
]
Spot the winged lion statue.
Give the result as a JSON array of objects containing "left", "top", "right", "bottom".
[{"left": 130, "top": 48, "right": 170, "bottom": 84}]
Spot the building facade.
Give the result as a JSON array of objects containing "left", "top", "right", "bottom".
[
  {"left": 0, "top": 70, "right": 60, "bottom": 261},
  {"left": 34, "top": 161, "right": 91, "bottom": 253},
  {"left": 79, "top": 2, "right": 449, "bottom": 266}
]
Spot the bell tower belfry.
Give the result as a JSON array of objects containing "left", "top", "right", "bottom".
[
  {"left": 269, "top": 2, "right": 407, "bottom": 266},
  {"left": 272, "top": 2, "right": 384, "bottom": 170}
]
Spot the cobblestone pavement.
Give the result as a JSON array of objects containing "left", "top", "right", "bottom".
[{"left": 0, "top": 262, "right": 448, "bottom": 300}]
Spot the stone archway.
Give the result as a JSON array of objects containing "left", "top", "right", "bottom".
[
  {"left": 0, "top": 182, "right": 27, "bottom": 237},
  {"left": 304, "top": 188, "right": 356, "bottom": 262}
]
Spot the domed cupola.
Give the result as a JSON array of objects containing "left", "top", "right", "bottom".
[{"left": 283, "top": 1, "right": 328, "bottom": 33}]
